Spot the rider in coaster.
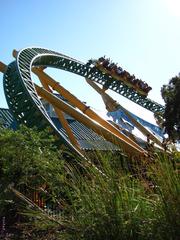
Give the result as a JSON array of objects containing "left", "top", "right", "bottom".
[
  {"left": 111, "top": 64, "right": 118, "bottom": 74},
  {"left": 102, "top": 58, "right": 110, "bottom": 68},
  {"left": 98, "top": 57, "right": 105, "bottom": 63},
  {"left": 116, "top": 66, "right": 123, "bottom": 75}
]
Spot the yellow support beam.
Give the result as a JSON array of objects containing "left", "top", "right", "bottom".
[
  {"left": 35, "top": 84, "right": 147, "bottom": 158},
  {"left": 0, "top": 61, "right": 7, "bottom": 73},
  {"left": 32, "top": 68, "right": 145, "bottom": 153},
  {"left": 86, "top": 78, "right": 119, "bottom": 112},
  {"left": 115, "top": 104, "right": 163, "bottom": 148},
  {"left": 53, "top": 107, "right": 81, "bottom": 150},
  {"left": 34, "top": 68, "right": 81, "bottom": 151},
  {"left": 86, "top": 78, "right": 163, "bottom": 148}
]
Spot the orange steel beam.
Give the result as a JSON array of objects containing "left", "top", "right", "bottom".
[
  {"left": 53, "top": 107, "right": 81, "bottom": 150},
  {"left": 0, "top": 62, "right": 7, "bottom": 73},
  {"left": 32, "top": 68, "right": 145, "bottom": 153},
  {"left": 37, "top": 72, "right": 52, "bottom": 93},
  {"left": 86, "top": 78, "right": 119, "bottom": 112},
  {"left": 86, "top": 78, "right": 163, "bottom": 148},
  {"left": 34, "top": 69, "right": 81, "bottom": 150},
  {"left": 114, "top": 103, "right": 163, "bottom": 148},
  {"left": 35, "top": 84, "right": 147, "bottom": 158}
]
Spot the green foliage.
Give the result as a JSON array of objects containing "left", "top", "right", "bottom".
[
  {"left": 0, "top": 125, "right": 65, "bottom": 191},
  {"left": 161, "top": 75, "right": 180, "bottom": 141},
  {"left": 56, "top": 153, "right": 180, "bottom": 240},
  {"left": 22, "top": 151, "right": 179, "bottom": 240},
  {"left": 0, "top": 125, "right": 66, "bottom": 236},
  {"left": 0, "top": 127, "right": 179, "bottom": 240},
  {"left": 59, "top": 158, "right": 154, "bottom": 239},
  {"left": 148, "top": 153, "right": 180, "bottom": 238}
]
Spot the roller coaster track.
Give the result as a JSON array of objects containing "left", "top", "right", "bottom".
[{"left": 2, "top": 47, "right": 164, "bottom": 157}]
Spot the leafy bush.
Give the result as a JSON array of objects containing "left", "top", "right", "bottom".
[{"left": 0, "top": 125, "right": 65, "bottom": 237}]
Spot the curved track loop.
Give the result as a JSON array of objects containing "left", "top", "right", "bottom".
[
  {"left": 12, "top": 47, "right": 163, "bottom": 112},
  {"left": 3, "top": 47, "right": 164, "bottom": 156},
  {"left": 3, "top": 52, "right": 83, "bottom": 156}
]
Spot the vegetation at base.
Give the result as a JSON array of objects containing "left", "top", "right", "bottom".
[
  {"left": 0, "top": 126, "right": 179, "bottom": 240},
  {"left": 161, "top": 74, "right": 180, "bottom": 142},
  {"left": 0, "top": 125, "right": 66, "bottom": 239}
]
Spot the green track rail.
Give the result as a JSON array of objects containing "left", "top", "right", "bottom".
[{"left": 3, "top": 47, "right": 164, "bottom": 153}]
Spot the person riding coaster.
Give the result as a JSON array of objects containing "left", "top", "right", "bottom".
[{"left": 88, "top": 57, "right": 152, "bottom": 96}]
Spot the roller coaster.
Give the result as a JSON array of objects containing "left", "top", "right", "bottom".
[{"left": 0, "top": 47, "right": 165, "bottom": 159}]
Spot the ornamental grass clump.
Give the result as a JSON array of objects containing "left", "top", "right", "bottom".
[
  {"left": 57, "top": 152, "right": 160, "bottom": 240},
  {"left": 146, "top": 152, "right": 180, "bottom": 239}
]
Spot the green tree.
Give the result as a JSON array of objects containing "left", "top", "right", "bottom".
[
  {"left": 0, "top": 125, "right": 66, "bottom": 238},
  {"left": 161, "top": 74, "right": 180, "bottom": 141}
]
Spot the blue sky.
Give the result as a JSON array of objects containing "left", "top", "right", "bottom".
[{"left": 0, "top": 0, "right": 180, "bottom": 123}]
